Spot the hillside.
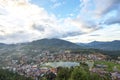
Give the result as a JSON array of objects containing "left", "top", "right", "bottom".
[
  {"left": 0, "top": 69, "right": 33, "bottom": 80},
  {"left": 30, "top": 38, "right": 80, "bottom": 49},
  {"left": 0, "top": 39, "right": 120, "bottom": 60},
  {"left": 77, "top": 40, "right": 120, "bottom": 51},
  {"left": 0, "top": 38, "right": 81, "bottom": 59}
]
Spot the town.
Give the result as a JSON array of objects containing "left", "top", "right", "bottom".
[{"left": 1, "top": 50, "right": 120, "bottom": 80}]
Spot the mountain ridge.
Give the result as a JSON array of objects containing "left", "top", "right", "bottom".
[
  {"left": 1, "top": 39, "right": 120, "bottom": 51},
  {"left": 77, "top": 40, "right": 120, "bottom": 51}
]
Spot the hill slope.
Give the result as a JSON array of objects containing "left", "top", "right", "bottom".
[
  {"left": 0, "top": 38, "right": 81, "bottom": 58},
  {"left": 30, "top": 38, "right": 80, "bottom": 49},
  {"left": 77, "top": 40, "right": 120, "bottom": 51}
]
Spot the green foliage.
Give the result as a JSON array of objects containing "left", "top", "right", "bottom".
[
  {"left": 56, "top": 67, "right": 71, "bottom": 80},
  {"left": 0, "top": 69, "right": 33, "bottom": 80},
  {"left": 80, "top": 40, "right": 120, "bottom": 51},
  {"left": 71, "top": 49, "right": 94, "bottom": 54},
  {"left": 56, "top": 65, "right": 111, "bottom": 80},
  {"left": 31, "top": 38, "right": 80, "bottom": 49},
  {"left": 70, "top": 66, "right": 88, "bottom": 80},
  {"left": 95, "top": 61, "right": 120, "bottom": 71}
]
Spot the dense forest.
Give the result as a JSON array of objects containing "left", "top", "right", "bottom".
[
  {"left": 0, "top": 69, "right": 33, "bottom": 80},
  {"left": 55, "top": 63, "right": 111, "bottom": 80}
]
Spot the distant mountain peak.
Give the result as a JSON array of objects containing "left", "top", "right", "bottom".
[
  {"left": 77, "top": 40, "right": 120, "bottom": 51},
  {"left": 29, "top": 38, "right": 81, "bottom": 49}
]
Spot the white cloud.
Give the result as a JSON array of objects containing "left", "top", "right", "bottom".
[
  {"left": 0, "top": 0, "right": 92, "bottom": 43},
  {"left": 0, "top": 0, "right": 59, "bottom": 43},
  {"left": 62, "top": 0, "right": 120, "bottom": 43},
  {"left": 0, "top": 0, "right": 120, "bottom": 43},
  {"left": 64, "top": 17, "right": 100, "bottom": 33},
  {"left": 63, "top": 24, "right": 120, "bottom": 43},
  {"left": 52, "top": 2, "right": 62, "bottom": 8},
  {"left": 80, "top": 0, "right": 120, "bottom": 18},
  {"left": 0, "top": 0, "right": 99, "bottom": 43},
  {"left": 50, "top": 0, "right": 64, "bottom": 9},
  {"left": 50, "top": 0, "right": 57, "bottom": 3}
]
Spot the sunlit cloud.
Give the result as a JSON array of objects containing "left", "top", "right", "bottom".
[{"left": 0, "top": 0, "right": 120, "bottom": 43}]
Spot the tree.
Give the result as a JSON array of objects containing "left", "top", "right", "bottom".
[
  {"left": 70, "top": 66, "right": 88, "bottom": 80},
  {"left": 56, "top": 67, "right": 71, "bottom": 80},
  {"left": 0, "top": 69, "right": 33, "bottom": 80}
]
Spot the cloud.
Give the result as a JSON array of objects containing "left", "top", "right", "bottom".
[
  {"left": 0, "top": 31, "right": 37, "bottom": 43},
  {"left": 52, "top": 2, "right": 62, "bottom": 8},
  {"left": 50, "top": 0, "right": 64, "bottom": 9},
  {"left": 0, "top": 0, "right": 59, "bottom": 43},
  {"left": 61, "top": 31, "right": 83, "bottom": 38},
  {"left": 104, "top": 11, "right": 120, "bottom": 25},
  {"left": 93, "top": 0, "right": 120, "bottom": 16},
  {"left": 94, "top": 0, "right": 120, "bottom": 25},
  {"left": 105, "top": 17, "right": 120, "bottom": 25},
  {"left": 89, "top": 34, "right": 100, "bottom": 36},
  {"left": 79, "top": 0, "right": 120, "bottom": 29},
  {"left": 64, "top": 17, "right": 101, "bottom": 33},
  {"left": 0, "top": 0, "right": 119, "bottom": 43},
  {"left": 32, "top": 24, "right": 45, "bottom": 32},
  {"left": 0, "top": 0, "right": 101, "bottom": 43},
  {"left": 80, "top": 0, "right": 120, "bottom": 16},
  {"left": 79, "top": 0, "right": 120, "bottom": 26},
  {"left": 50, "top": 0, "right": 57, "bottom": 3},
  {"left": 64, "top": 24, "right": 120, "bottom": 43}
]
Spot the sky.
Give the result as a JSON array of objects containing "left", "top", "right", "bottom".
[{"left": 0, "top": 0, "right": 120, "bottom": 44}]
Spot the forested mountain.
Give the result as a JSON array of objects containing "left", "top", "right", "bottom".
[
  {"left": 77, "top": 40, "right": 120, "bottom": 51},
  {"left": 0, "top": 39, "right": 120, "bottom": 58},
  {"left": 0, "top": 69, "right": 33, "bottom": 80},
  {"left": 0, "top": 38, "right": 81, "bottom": 58},
  {"left": 29, "top": 38, "right": 80, "bottom": 49}
]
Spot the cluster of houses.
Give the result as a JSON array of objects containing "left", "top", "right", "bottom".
[
  {"left": 2, "top": 63, "right": 57, "bottom": 80},
  {"left": 1, "top": 50, "right": 120, "bottom": 80},
  {"left": 91, "top": 65, "right": 120, "bottom": 80},
  {"left": 32, "top": 50, "right": 107, "bottom": 63},
  {"left": 3, "top": 50, "right": 107, "bottom": 65}
]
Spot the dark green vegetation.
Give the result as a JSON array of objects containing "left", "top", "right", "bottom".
[
  {"left": 31, "top": 38, "right": 80, "bottom": 49},
  {"left": 56, "top": 67, "right": 111, "bottom": 80},
  {"left": 0, "top": 69, "right": 33, "bottom": 80},
  {"left": 70, "top": 48, "right": 120, "bottom": 59},
  {"left": 0, "top": 38, "right": 81, "bottom": 57},
  {"left": 95, "top": 61, "right": 120, "bottom": 72},
  {"left": 56, "top": 64, "right": 111, "bottom": 80},
  {"left": 76, "top": 40, "right": 120, "bottom": 58},
  {"left": 0, "top": 39, "right": 120, "bottom": 57},
  {"left": 93, "top": 49, "right": 120, "bottom": 58},
  {"left": 35, "top": 63, "right": 111, "bottom": 80},
  {"left": 77, "top": 40, "right": 120, "bottom": 57},
  {"left": 77, "top": 40, "right": 120, "bottom": 51}
]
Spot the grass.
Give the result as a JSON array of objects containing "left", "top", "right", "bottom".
[{"left": 94, "top": 61, "right": 120, "bottom": 72}]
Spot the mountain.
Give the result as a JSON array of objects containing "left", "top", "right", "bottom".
[
  {"left": 0, "top": 43, "right": 7, "bottom": 47},
  {"left": 0, "top": 43, "right": 6, "bottom": 46},
  {"left": 30, "top": 38, "right": 80, "bottom": 49},
  {"left": 0, "top": 38, "right": 81, "bottom": 58},
  {"left": 77, "top": 40, "right": 120, "bottom": 51},
  {"left": 1, "top": 39, "right": 120, "bottom": 58}
]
